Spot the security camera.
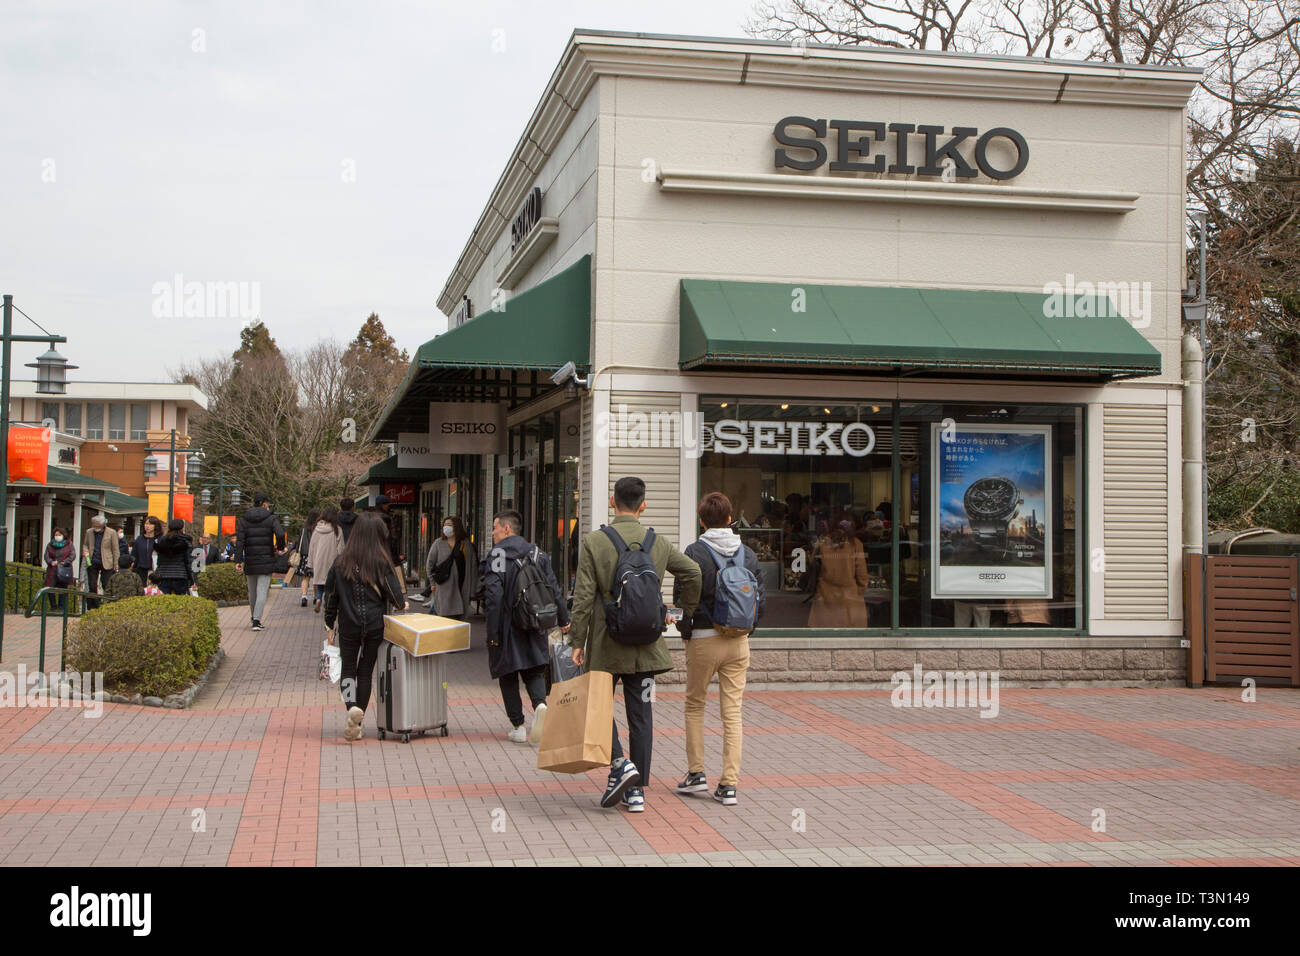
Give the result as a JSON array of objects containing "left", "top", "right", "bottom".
[
  {"left": 107, "top": 445, "right": 118, "bottom": 452},
  {"left": 549, "top": 361, "right": 589, "bottom": 390},
  {"left": 550, "top": 361, "right": 576, "bottom": 386}
]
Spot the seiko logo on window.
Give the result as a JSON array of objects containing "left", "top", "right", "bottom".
[
  {"left": 440, "top": 422, "right": 497, "bottom": 435},
  {"left": 774, "top": 117, "right": 1029, "bottom": 181},
  {"left": 706, "top": 419, "right": 876, "bottom": 457}
]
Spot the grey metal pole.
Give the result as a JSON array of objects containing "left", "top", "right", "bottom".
[
  {"left": 167, "top": 428, "right": 175, "bottom": 523},
  {"left": 0, "top": 295, "right": 13, "bottom": 657}
]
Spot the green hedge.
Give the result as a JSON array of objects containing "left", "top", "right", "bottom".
[
  {"left": 66, "top": 596, "right": 221, "bottom": 698},
  {"left": 196, "top": 562, "right": 247, "bottom": 603},
  {"left": 4, "top": 562, "right": 81, "bottom": 614}
]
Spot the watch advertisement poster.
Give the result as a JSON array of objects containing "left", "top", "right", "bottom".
[{"left": 931, "top": 423, "right": 1051, "bottom": 599}]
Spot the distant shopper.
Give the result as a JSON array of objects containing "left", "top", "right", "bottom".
[
  {"left": 43, "top": 527, "right": 75, "bottom": 611},
  {"left": 154, "top": 519, "right": 195, "bottom": 595},
  {"left": 307, "top": 506, "right": 343, "bottom": 613},
  {"left": 130, "top": 516, "right": 164, "bottom": 582},
  {"left": 426, "top": 515, "right": 478, "bottom": 620},
  {"left": 104, "top": 555, "right": 143, "bottom": 602},
  {"left": 296, "top": 508, "right": 320, "bottom": 608},
  {"left": 81, "top": 515, "right": 120, "bottom": 607},
  {"left": 235, "top": 493, "right": 287, "bottom": 631},
  {"left": 144, "top": 571, "right": 163, "bottom": 596},
  {"left": 480, "top": 510, "right": 568, "bottom": 744},
  {"left": 807, "top": 517, "right": 869, "bottom": 628},
  {"left": 198, "top": 534, "right": 221, "bottom": 568},
  {"left": 322, "top": 513, "right": 408, "bottom": 742},
  {"left": 375, "top": 495, "right": 404, "bottom": 568},
  {"left": 674, "top": 492, "right": 763, "bottom": 807},
  {"left": 568, "top": 476, "right": 701, "bottom": 812},
  {"left": 337, "top": 497, "right": 358, "bottom": 543}
]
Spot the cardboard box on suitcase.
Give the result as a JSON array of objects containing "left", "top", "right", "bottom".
[{"left": 382, "top": 613, "right": 470, "bottom": 656}]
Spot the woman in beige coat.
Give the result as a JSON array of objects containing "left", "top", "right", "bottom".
[
  {"left": 807, "top": 518, "right": 869, "bottom": 628},
  {"left": 307, "top": 506, "right": 344, "bottom": 613}
]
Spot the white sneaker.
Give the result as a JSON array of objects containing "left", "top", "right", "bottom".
[
  {"left": 507, "top": 726, "right": 528, "bottom": 744},
  {"left": 529, "top": 702, "right": 547, "bottom": 744}
]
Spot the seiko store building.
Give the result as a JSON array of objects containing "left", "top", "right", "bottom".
[{"left": 373, "top": 30, "right": 1199, "bottom": 684}]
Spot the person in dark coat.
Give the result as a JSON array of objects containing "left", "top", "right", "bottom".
[
  {"left": 375, "top": 495, "right": 404, "bottom": 568},
  {"left": 337, "top": 497, "right": 358, "bottom": 543},
  {"left": 481, "top": 509, "right": 569, "bottom": 745},
  {"left": 42, "top": 527, "right": 76, "bottom": 611},
  {"left": 130, "top": 515, "right": 164, "bottom": 583},
  {"left": 323, "top": 513, "right": 408, "bottom": 741},
  {"left": 234, "top": 493, "right": 287, "bottom": 631},
  {"left": 153, "top": 519, "right": 195, "bottom": 595}
]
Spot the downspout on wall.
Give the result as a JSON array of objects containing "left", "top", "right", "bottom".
[{"left": 1182, "top": 332, "right": 1204, "bottom": 559}]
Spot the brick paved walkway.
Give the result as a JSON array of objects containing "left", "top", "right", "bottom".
[{"left": 1, "top": 587, "right": 1298, "bottom": 866}]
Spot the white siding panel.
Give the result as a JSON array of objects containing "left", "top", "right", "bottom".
[{"left": 1103, "top": 404, "right": 1169, "bottom": 619}]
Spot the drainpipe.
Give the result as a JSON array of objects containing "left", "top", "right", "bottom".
[{"left": 1183, "top": 331, "right": 1205, "bottom": 683}]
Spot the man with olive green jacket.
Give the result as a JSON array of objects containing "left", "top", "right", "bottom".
[{"left": 568, "top": 476, "right": 701, "bottom": 812}]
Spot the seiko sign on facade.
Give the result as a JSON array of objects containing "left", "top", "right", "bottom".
[
  {"left": 705, "top": 419, "right": 876, "bottom": 457},
  {"left": 428, "top": 402, "right": 506, "bottom": 455},
  {"left": 773, "top": 117, "right": 1029, "bottom": 181}
]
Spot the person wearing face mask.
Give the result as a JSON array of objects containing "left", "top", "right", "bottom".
[
  {"left": 43, "top": 527, "right": 76, "bottom": 611},
  {"left": 425, "top": 515, "right": 478, "bottom": 619}
]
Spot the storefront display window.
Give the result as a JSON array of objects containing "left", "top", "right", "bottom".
[{"left": 698, "top": 397, "right": 1083, "bottom": 633}]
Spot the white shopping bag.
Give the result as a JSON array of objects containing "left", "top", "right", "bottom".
[{"left": 319, "top": 638, "right": 341, "bottom": 683}]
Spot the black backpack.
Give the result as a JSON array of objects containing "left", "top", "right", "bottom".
[
  {"left": 600, "top": 525, "right": 666, "bottom": 646},
  {"left": 511, "top": 547, "right": 559, "bottom": 635}
]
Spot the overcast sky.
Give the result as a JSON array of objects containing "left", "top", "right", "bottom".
[{"left": 0, "top": 0, "right": 757, "bottom": 381}]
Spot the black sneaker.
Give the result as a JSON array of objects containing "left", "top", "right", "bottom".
[
  {"left": 600, "top": 759, "right": 641, "bottom": 808},
  {"left": 676, "top": 771, "right": 708, "bottom": 795},
  {"left": 300, "top": 596, "right": 308, "bottom": 607},
  {"left": 252, "top": 620, "right": 265, "bottom": 631},
  {"left": 713, "top": 784, "right": 737, "bottom": 806}
]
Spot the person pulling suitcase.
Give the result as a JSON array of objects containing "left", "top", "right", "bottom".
[{"left": 323, "top": 513, "right": 409, "bottom": 741}]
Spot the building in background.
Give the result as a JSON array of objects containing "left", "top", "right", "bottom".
[{"left": 6, "top": 381, "right": 207, "bottom": 563}]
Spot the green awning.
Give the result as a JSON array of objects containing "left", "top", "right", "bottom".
[
  {"left": 680, "top": 280, "right": 1162, "bottom": 380},
  {"left": 360, "top": 454, "right": 445, "bottom": 485},
  {"left": 371, "top": 255, "right": 591, "bottom": 439},
  {"left": 8, "top": 465, "right": 119, "bottom": 492},
  {"left": 86, "top": 491, "right": 149, "bottom": 514}
]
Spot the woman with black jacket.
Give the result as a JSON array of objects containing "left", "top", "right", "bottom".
[
  {"left": 130, "top": 516, "right": 164, "bottom": 583},
  {"left": 323, "top": 513, "right": 408, "bottom": 741},
  {"left": 153, "top": 519, "right": 196, "bottom": 595}
]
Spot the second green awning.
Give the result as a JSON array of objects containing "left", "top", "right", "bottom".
[{"left": 680, "top": 279, "right": 1162, "bottom": 379}]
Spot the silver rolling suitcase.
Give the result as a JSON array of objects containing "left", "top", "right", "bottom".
[{"left": 374, "top": 639, "right": 449, "bottom": 742}]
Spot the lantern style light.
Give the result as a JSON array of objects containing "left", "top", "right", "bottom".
[
  {"left": 26, "top": 345, "right": 77, "bottom": 396},
  {"left": 186, "top": 453, "right": 202, "bottom": 479},
  {"left": 200, "top": 488, "right": 212, "bottom": 507},
  {"left": 230, "top": 489, "right": 242, "bottom": 507},
  {"left": 142, "top": 454, "right": 159, "bottom": 479}
]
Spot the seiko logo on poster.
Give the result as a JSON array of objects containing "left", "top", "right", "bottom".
[
  {"left": 773, "top": 117, "right": 1029, "bottom": 181},
  {"left": 510, "top": 186, "right": 543, "bottom": 252},
  {"left": 707, "top": 419, "right": 876, "bottom": 457},
  {"left": 439, "top": 422, "right": 497, "bottom": 434}
]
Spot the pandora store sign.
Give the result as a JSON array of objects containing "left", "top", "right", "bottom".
[{"left": 773, "top": 117, "right": 1029, "bottom": 181}]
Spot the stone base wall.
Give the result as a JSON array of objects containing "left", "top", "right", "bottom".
[{"left": 657, "top": 643, "right": 1187, "bottom": 685}]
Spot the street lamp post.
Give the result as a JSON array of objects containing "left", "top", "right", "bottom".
[
  {"left": 142, "top": 430, "right": 202, "bottom": 523},
  {"left": 0, "top": 293, "right": 76, "bottom": 660},
  {"left": 199, "top": 470, "right": 240, "bottom": 550}
]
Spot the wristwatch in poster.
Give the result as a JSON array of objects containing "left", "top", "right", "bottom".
[{"left": 962, "top": 476, "right": 1023, "bottom": 549}]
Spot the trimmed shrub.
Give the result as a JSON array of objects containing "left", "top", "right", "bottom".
[
  {"left": 196, "top": 562, "right": 247, "bottom": 603},
  {"left": 66, "top": 596, "right": 221, "bottom": 698}
]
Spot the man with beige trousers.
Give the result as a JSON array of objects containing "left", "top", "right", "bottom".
[{"left": 673, "top": 492, "right": 764, "bottom": 806}]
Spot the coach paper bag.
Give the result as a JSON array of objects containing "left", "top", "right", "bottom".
[{"left": 537, "top": 669, "right": 613, "bottom": 773}]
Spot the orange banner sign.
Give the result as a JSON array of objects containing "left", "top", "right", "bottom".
[{"left": 7, "top": 428, "right": 49, "bottom": 485}]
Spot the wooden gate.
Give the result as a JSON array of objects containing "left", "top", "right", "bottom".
[{"left": 1186, "top": 554, "right": 1300, "bottom": 687}]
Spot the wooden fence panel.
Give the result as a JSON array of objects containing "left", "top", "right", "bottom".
[{"left": 1204, "top": 555, "right": 1299, "bottom": 687}]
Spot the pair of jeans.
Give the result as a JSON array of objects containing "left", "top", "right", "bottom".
[
  {"left": 159, "top": 578, "right": 188, "bottom": 595},
  {"left": 246, "top": 574, "right": 271, "bottom": 621},
  {"left": 499, "top": 664, "right": 548, "bottom": 728},
  {"left": 610, "top": 671, "right": 655, "bottom": 787},
  {"left": 315, "top": 583, "right": 326, "bottom": 604},
  {"left": 339, "top": 629, "right": 384, "bottom": 712},
  {"left": 684, "top": 634, "right": 751, "bottom": 786}
]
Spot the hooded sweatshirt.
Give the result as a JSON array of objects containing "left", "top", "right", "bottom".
[
  {"left": 307, "top": 520, "right": 343, "bottom": 582},
  {"left": 677, "top": 529, "right": 764, "bottom": 637}
]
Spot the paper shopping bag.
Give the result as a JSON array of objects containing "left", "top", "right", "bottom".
[
  {"left": 284, "top": 567, "right": 297, "bottom": 587},
  {"left": 537, "top": 669, "right": 613, "bottom": 773}
]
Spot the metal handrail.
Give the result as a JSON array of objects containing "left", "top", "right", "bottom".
[{"left": 23, "top": 585, "right": 95, "bottom": 674}]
